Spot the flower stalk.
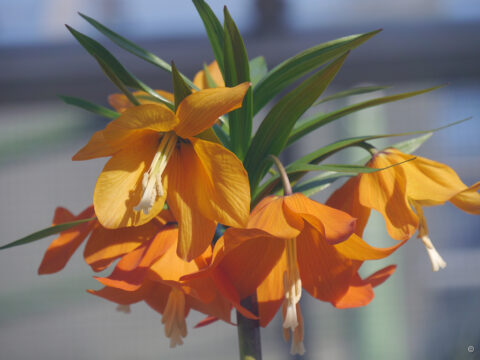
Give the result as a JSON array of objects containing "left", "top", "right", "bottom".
[{"left": 236, "top": 295, "right": 263, "bottom": 360}]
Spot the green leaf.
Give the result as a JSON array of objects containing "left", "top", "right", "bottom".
[
  {"left": 392, "top": 133, "right": 433, "bottom": 154},
  {"left": 249, "top": 56, "right": 268, "bottom": 87},
  {"left": 203, "top": 62, "right": 218, "bottom": 88},
  {"left": 252, "top": 29, "right": 381, "bottom": 115},
  {"left": 0, "top": 218, "right": 95, "bottom": 251},
  {"left": 78, "top": 12, "right": 197, "bottom": 90},
  {"left": 212, "top": 123, "right": 231, "bottom": 148},
  {"left": 58, "top": 95, "right": 119, "bottom": 119},
  {"left": 314, "top": 85, "right": 390, "bottom": 105},
  {"left": 292, "top": 172, "right": 351, "bottom": 197},
  {"left": 66, "top": 25, "right": 174, "bottom": 109},
  {"left": 171, "top": 62, "right": 193, "bottom": 111},
  {"left": 244, "top": 52, "right": 349, "bottom": 193},
  {"left": 288, "top": 84, "right": 445, "bottom": 146},
  {"left": 193, "top": 0, "right": 225, "bottom": 76},
  {"left": 223, "top": 6, "right": 252, "bottom": 160}
]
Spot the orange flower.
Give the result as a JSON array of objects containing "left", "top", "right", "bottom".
[
  {"left": 38, "top": 205, "right": 173, "bottom": 275},
  {"left": 89, "top": 226, "right": 233, "bottom": 348},
  {"left": 327, "top": 147, "right": 480, "bottom": 271},
  {"left": 73, "top": 83, "right": 251, "bottom": 261},
  {"left": 186, "top": 193, "right": 401, "bottom": 354}
]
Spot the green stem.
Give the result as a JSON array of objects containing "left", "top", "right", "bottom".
[
  {"left": 268, "top": 155, "right": 292, "bottom": 196},
  {"left": 236, "top": 293, "right": 262, "bottom": 360}
]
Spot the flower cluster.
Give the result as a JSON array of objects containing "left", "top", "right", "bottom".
[{"left": 3, "top": 2, "right": 479, "bottom": 357}]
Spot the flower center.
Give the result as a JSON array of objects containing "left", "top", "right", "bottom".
[
  {"left": 283, "top": 238, "right": 302, "bottom": 330},
  {"left": 134, "top": 132, "right": 177, "bottom": 214},
  {"left": 162, "top": 287, "right": 187, "bottom": 348}
]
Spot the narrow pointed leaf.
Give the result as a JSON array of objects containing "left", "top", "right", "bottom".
[
  {"left": 66, "top": 25, "right": 173, "bottom": 109},
  {"left": 244, "top": 52, "right": 349, "bottom": 192},
  {"left": 172, "top": 62, "right": 193, "bottom": 110},
  {"left": 0, "top": 218, "right": 95, "bottom": 251},
  {"left": 193, "top": 0, "right": 225, "bottom": 76},
  {"left": 223, "top": 6, "right": 252, "bottom": 160},
  {"left": 78, "top": 12, "right": 197, "bottom": 89},
  {"left": 293, "top": 172, "right": 351, "bottom": 197},
  {"left": 314, "top": 85, "right": 390, "bottom": 105},
  {"left": 59, "top": 95, "right": 119, "bottom": 119},
  {"left": 249, "top": 56, "right": 267, "bottom": 87},
  {"left": 253, "top": 29, "right": 381, "bottom": 115},
  {"left": 288, "top": 85, "right": 445, "bottom": 146}
]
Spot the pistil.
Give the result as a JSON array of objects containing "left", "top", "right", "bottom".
[{"left": 135, "top": 132, "right": 177, "bottom": 214}]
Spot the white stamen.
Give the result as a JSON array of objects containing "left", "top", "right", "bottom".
[
  {"left": 116, "top": 304, "right": 131, "bottom": 313},
  {"left": 282, "top": 238, "right": 302, "bottom": 330},
  {"left": 134, "top": 132, "right": 177, "bottom": 214},
  {"left": 290, "top": 340, "right": 306, "bottom": 356},
  {"left": 421, "top": 235, "right": 447, "bottom": 272}
]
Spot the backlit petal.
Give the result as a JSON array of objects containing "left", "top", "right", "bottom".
[
  {"left": 38, "top": 206, "right": 95, "bottom": 274},
  {"left": 296, "top": 223, "right": 355, "bottom": 304},
  {"left": 450, "top": 181, "right": 480, "bottom": 214},
  {"left": 387, "top": 148, "right": 470, "bottom": 205},
  {"left": 164, "top": 142, "right": 230, "bottom": 260},
  {"left": 174, "top": 83, "right": 250, "bottom": 138},
  {"left": 326, "top": 177, "right": 371, "bottom": 237},
  {"left": 358, "top": 154, "right": 418, "bottom": 240},
  {"left": 284, "top": 193, "right": 356, "bottom": 244},
  {"left": 93, "top": 132, "right": 167, "bottom": 229},
  {"left": 256, "top": 251, "right": 288, "bottom": 327},
  {"left": 248, "top": 196, "right": 302, "bottom": 238},
  {"left": 334, "top": 265, "right": 396, "bottom": 308},
  {"left": 334, "top": 233, "right": 406, "bottom": 261},
  {"left": 192, "top": 138, "right": 250, "bottom": 228}
]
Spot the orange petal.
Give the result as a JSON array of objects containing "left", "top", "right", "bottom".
[
  {"left": 84, "top": 220, "right": 172, "bottom": 273},
  {"left": 256, "top": 251, "right": 287, "bottom": 327},
  {"left": 296, "top": 223, "right": 355, "bottom": 304},
  {"left": 148, "top": 232, "right": 202, "bottom": 283},
  {"left": 165, "top": 142, "right": 221, "bottom": 260},
  {"left": 193, "top": 60, "right": 225, "bottom": 89},
  {"left": 103, "top": 104, "right": 179, "bottom": 142},
  {"left": 88, "top": 280, "right": 154, "bottom": 305},
  {"left": 191, "top": 138, "right": 251, "bottom": 228},
  {"left": 109, "top": 90, "right": 174, "bottom": 113},
  {"left": 248, "top": 196, "right": 302, "bottom": 238},
  {"left": 144, "top": 282, "right": 178, "bottom": 315},
  {"left": 387, "top": 148, "right": 471, "bottom": 205},
  {"left": 186, "top": 281, "right": 232, "bottom": 324},
  {"left": 95, "top": 227, "right": 178, "bottom": 291},
  {"left": 334, "top": 233, "right": 406, "bottom": 261},
  {"left": 326, "top": 177, "right": 371, "bottom": 237},
  {"left": 174, "top": 83, "right": 250, "bottom": 138},
  {"left": 450, "top": 181, "right": 480, "bottom": 214},
  {"left": 334, "top": 265, "right": 396, "bottom": 308},
  {"left": 93, "top": 132, "right": 167, "bottom": 229},
  {"left": 72, "top": 131, "right": 122, "bottom": 161},
  {"left": 358, "top": 154, "right": 418, "bottom": 240},
  {"left": 217, "top": 228, "right": 286, "bottom": 301},
  {"left": 284, "top": 193, "right": 356, "bottom": 244},
  {"left": 38, "top": 206, "right": 96, "bottom": 275}
]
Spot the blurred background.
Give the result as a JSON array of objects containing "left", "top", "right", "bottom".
[{"left": 1, "top": 0, "right": 479, "bottom": 359}]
